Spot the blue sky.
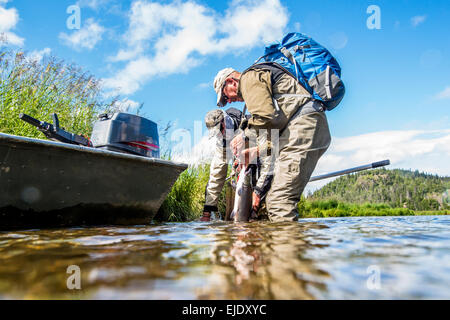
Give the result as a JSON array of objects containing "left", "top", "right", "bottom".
[{"left": 1, "top": 0, "right": 449, "bottom": 185}]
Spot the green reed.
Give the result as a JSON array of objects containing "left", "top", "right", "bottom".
[
  {"left": 156, "top": 164, "right": 211, "bottom": 222},
  {"left": 0, "top": 49, "right": 119, "bottom": 138}
]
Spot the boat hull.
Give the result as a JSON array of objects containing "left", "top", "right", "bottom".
[{"left": 0, "top": 133, "right": 188, "bottom": 230}]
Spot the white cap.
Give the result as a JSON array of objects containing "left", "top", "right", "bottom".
[{"left": 213, "top": 67, "right": 235, "bottom": 107}]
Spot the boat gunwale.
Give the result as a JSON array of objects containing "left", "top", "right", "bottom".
[{"left": 0, "top": 132, "right": 188, "bottom": 170}]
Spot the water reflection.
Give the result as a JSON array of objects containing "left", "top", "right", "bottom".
[
  {"left": 202, "top": 222, "right": 330, "bottom": 299},
  {"left": 0, "top": 216, "right": 449, "bottom": 299}
]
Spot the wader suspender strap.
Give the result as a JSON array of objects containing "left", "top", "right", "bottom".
[{"left": 240, "top": 105, "right": 248, "bottom": 130}]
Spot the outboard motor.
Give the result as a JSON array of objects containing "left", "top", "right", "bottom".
[{"left": 91, "top": 113, "right": 160, "bottom": 158}]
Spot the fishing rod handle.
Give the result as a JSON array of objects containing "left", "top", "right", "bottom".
[{"left": 372, "top": 160, "right": 390, "bottom": 168}]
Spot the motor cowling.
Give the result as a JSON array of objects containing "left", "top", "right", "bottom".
[{"left": 91, "top": 113, "right": 160, "bottom": 158}]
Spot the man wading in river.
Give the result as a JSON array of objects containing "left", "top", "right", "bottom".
[
  {"left": 213, "top": 66, "right": 331, "bottom": 222},
  {"left": 200, "top": 107, "right": 244, "bottom": 222}
]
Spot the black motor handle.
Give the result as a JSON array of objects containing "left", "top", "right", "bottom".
[{"left": 19, "top": 113, "right": 41, "bottom": 128}]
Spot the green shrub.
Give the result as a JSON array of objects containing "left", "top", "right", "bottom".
[{"left": 298, "top": 199, "right": 447, "bottom": 218}]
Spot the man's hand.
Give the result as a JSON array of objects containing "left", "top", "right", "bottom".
[
  {"left": 252, "top": 192, "right": 261, "bottom": 213},
  {"left": 230, "top": 133, "right": 245, "bottom": 157},
  {"left": 239, "top": 146, "right": 259, "bottom": 166}
]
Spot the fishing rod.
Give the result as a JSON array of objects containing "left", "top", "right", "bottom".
[
  {"left": 226, "top": 159, "right": 390, "bottom": 183},
  {"left": 226, "top": 159, "right": 390, "bottom": 221},
  {"left": 309, "top": 159, "right": 390, "bottom": 182}
]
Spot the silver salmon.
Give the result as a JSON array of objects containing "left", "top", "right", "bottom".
[{"left": 230, "top": 165, "right": 254, "bottom": 222}]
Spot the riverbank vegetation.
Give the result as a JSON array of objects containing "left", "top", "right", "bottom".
[
  {"left": 156, "top": 165, "right": 210, "bottom": 222},
  {"left": 0, "top": 49, "right": 123, "bottom": 139},
  {"left": 297, "top": 168, "right": 449, "bottom": 219},
  {"left": 155, "top": 163, "right": 235, "bottom": 222},
  {"left": 156, "top": 165, "right": 450, "bottom": 221},
  {"left": 297, "top": 198, "right": 449, "bottom": 218},
  {"left": 310, "top": 168, "right": 450, "bottom": 211}
]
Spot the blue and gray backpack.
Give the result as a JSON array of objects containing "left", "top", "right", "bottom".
[{"left": 254, "top": 32, "right": 345, "bottom": 111}]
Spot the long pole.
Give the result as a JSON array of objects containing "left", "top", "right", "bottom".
[{"left": 309, "top": 160, "right": 390, "bottom": 182}]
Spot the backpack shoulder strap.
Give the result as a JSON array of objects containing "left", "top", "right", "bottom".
[
  {"left": 242, "top": 62, "right": 286, "bottom": 86},
  {"left": 240, "top": 105, "right": 248, "bottom": 130},
  {"left": 243, "top": 62, "right": 313, "bottom": 112}
]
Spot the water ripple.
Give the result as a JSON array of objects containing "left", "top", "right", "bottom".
[{"left": 0, "top": 215, "right": 449, "bottom": 299}]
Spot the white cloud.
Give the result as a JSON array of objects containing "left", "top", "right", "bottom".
[
  {"left": 59, "top": 18, "right": 105, "bottom": 50},
  {"left": 103, "top": 56, "right": 156, "bottom": 95},
  {"left": 306, "top": 129, "right": 450, "bottom": 193},
  {"left": 0, "top": 32, "right": 23, "bottom": 46},
  {"left": 171, "top": 134, "right": 216, "bottom": 167},
  {"left": 77, "top": 0, "right": 113, "bottom": 10},
  {"left": 104, "top": 0, "right": 288, "bottom": 95},
  {"left": 0, "top": 2, "right": 24, "bottom": 46},
  {"left": 196, "top": 81, "right": 212, "bottom": 90},
  {"left": 216, "top": 0, "right": 288, "bottom": 50},
  {"left": 108, "top": 47, "right": 142, "bottom": 62},
  {"left": 28, "top": 47, "right": 51, "bottom": 63},
  {"left": 0, "top": 5, "right": 17, "bottom": 30},
  {"left": 435, "top": 87, "right": 450, "bottom": 100},
  {"left": 113, "top": 98, "right": 141, "bottom": 112},
  {"left": 411, "top": 15, "right": 427, "bottom": 27}
]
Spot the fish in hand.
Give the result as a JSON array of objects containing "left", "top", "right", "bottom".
[{"left": 230, "top": 164, "right": 258, "bottom": 222}]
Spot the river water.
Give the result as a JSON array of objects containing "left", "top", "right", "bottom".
[{"left": 0, "top": 215, "right": 449, "bottom": 300}]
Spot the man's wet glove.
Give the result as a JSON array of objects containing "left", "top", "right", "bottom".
[{"left": 252, "top": 192, "right": 261, "bottom": 211}]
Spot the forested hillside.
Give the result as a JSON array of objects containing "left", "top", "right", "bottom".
[{"left": 310, "top": 169, "right": 450, "bottom": 211}]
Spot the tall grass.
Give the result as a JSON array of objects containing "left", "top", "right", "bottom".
[
  {"left": 0, "top": 49, "right": 119, "bottom": 138},
  {"left": 155, "top": 163, "right": 234, "bottom": 222},
  {"left": 156, "top": 164, "right": 210, "bottom": 221}
]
